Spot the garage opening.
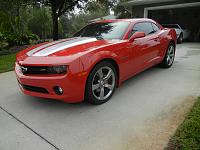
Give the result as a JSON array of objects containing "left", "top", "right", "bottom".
[{"left": 147, "top": 6, "right": 200, "bottom": 42}]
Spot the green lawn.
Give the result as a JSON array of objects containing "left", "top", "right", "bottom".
[
  {"left": 167, "top": 97, "right": 200, "bottom": 150},
  {"left": 0, "top": 53, "right": 16, "bottom": 73}
]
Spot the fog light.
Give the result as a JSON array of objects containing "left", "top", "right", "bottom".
[{"left": 54, "top": 86, "right": 63, "bottom": 95}]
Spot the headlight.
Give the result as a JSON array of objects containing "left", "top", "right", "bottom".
[
  {"left": 15, "top": 62, "right": 23, "bottom": 73},
  {"left": 15, "top": 62, "right": 20, "bottom": 70},
  {"left": 47, "top": 65, "right": 67, "bottom": 74}
]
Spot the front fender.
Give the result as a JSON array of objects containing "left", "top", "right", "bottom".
[{"left": 80, "top": 50, "right": 119, "bottom": 74}]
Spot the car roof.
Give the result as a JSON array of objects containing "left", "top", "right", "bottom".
[{"left": 95, "top": 18, "right": 155, "bottom": 23}]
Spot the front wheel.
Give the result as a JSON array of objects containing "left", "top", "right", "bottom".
[
  {"left": 85, "top": 61, "right": 117, "bottom": 105},
  {"left": 160, "top": 43, "right": 175, "bottom": 68}
]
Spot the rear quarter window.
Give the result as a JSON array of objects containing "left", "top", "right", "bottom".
[{"left": 151, "top": 23, "right": 160, "bottom": 32}]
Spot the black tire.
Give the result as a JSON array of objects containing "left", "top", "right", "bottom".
[
  {"left": 85, "top": 61, "right": 117, "bottom": 105},
  {"left": 177, "top": 33, "right": 183, "bottom": 44},
  {"left": 160, "top": 43, "right": 175, "bottom": 68}
]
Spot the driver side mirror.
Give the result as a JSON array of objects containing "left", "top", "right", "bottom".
[{"left": 129, "top": 32, "right": 146, "bottom": 42}]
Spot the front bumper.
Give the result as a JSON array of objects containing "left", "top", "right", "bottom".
[{"left": 15, "top": 63, "right": 86, "bottom": 103}]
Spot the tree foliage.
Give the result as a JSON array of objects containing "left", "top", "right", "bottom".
[
  {"left": 0, "top": 0, "right": 119, "bottom": 49},
  {"left": 28, "top": 7, "right": 52, "bottom": 39},
  {"left": 40, "top": 0, "right": 117, "bottom": 40},
  {"left": 114, "top": 0, "right": 132, "bottom": 19},
  {"left": 61, "top": 0, "right": 114, "bottom": 37},
  {"left": 41, "top": 0, "right": 88, "bottom": 40},
  {"left": 0, "top": 0, "right": 40, "bottom": 48}
]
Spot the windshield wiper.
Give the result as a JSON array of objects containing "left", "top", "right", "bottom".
[{"left": 94, "top": 36, "right": 104, "bottom": 40}]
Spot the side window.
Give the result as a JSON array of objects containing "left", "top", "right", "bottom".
[
  {"left": 151, "top": 23, "right": 160, "bottom": 32},
  {"left": 129, "top": 22, "right": 154, "bottom": 38}
]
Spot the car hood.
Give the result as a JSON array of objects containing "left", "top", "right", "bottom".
[{"left": 16, "top": 37, "right": 123, "bottom": 65}]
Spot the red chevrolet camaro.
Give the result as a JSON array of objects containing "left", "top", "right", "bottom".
[{"left": 15, "top": 18, "right": 176, "bottom": 104}]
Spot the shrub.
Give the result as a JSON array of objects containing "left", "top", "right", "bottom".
[{"left": 2, "top": 32, "right": 39, "bottom": 46}]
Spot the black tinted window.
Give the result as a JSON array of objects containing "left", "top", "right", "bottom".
[
  {"left": 73, "top": 22, "right": 130, "bottom": 40},
  {"left": 162, "top": 24, "right": 179, "bottom": 28},
  {"left": 151, "top": 23, "right": 160, "bottom": 32},
  {"left": 130, "top": 22, "right": 154, "bottom": 37}
]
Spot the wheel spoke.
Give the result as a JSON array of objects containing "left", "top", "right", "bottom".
[
  {"left": 104, "top": 84, "right": 113, "bottom": 90},
  {"left": 168, "top": 49, "right": 170, "bottom": 55},
  {"left": 99, "top": 88, "right": 104, "bottom": 100},
  {"left": 97, "top": 69, "right": 103, "bottom": 79},
  {"left": 169, "top": 47, "right": 173, "bottom": 53},
  {"left": 170, "top": 53, "right": 174, "bottom": 57},
  {"left": 167, "top": 56, "right": 170, "bottom": 64},
  {"left": 104, "top": 69, "right": 112, "bottom": 80},
  {"left": 92, "top": 84, "right": 100, "bottom": 91}
]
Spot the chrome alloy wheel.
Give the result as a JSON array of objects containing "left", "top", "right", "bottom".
[
  {"left": 92, "top": 66, "right": 115, "bottom": 100},
  {"left": 166, "top": 45, "right": 175, "bottom": 66}
]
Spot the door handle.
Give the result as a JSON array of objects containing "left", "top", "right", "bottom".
[{"left": 153, "top": 37, "right": 159, "bottom": 41}]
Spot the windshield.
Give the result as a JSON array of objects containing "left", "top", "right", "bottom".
[{"left": 73, "top": 21, "right": 130, "bottom": 40}]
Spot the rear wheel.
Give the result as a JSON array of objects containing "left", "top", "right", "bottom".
[
  {"left": 160, "top": 43, "right": 175, "bottom": 68},
  {"left": 85, "top": 61, "right": 117, "bottom": 105},
  {"left": 178, "top": 33, "right": 183, "bottom": 44}
]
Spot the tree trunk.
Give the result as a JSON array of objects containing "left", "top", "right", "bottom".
[{"left": 52, "top": 14, "right": 59, "bottom": 40}]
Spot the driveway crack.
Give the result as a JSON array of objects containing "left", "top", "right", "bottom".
[{"left": 0, "top": 105, "right": 60, "bottom": 150}]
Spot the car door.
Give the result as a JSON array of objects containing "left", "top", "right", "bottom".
[
  {"left": 129, "top": 22, "right": 161, "bottom": 73},
  {"left": 151, "top": 22, "right": 163, "bottom": 59}
]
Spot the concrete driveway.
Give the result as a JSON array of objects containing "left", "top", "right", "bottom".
[{"left": 0, "top": 43, "right": 200, "bottom": 150}]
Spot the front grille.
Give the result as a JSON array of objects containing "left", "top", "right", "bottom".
[
  {"left": 20, "top": 84, "right": 49, "bottom": 94},
  {"left": 20, "top": 66, "right": 49, "bottom": 75}
]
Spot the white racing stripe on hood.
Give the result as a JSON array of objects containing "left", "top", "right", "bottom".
[
  {"left": 32, "top": 37, "right": 97, "bottom": 56},
  {"left": 27, "top": 39, "right": 68, "bottom": 56}
]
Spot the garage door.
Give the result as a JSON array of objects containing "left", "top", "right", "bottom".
[{"left": 147, "top": 4, "right": 200, "bottom": 42}]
